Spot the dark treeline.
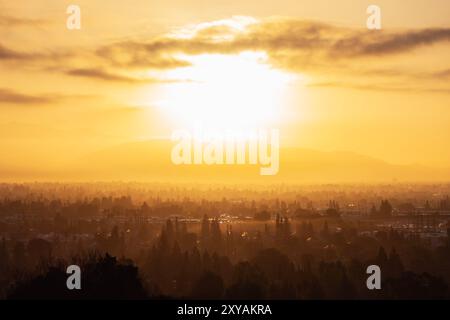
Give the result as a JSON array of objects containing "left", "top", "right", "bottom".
[{"left": 3, "top": 214, "right": 450, "bottom": 299}]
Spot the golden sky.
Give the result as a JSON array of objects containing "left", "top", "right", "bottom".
[{"left": 1, "top": 0, "right": 450, "bottom": 181}]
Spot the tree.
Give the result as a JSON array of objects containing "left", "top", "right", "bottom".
[
  {"left": 376, "top": 246, "right": 388, "bottom": 266},
  {"left": 251, "top": 248, "right": 294, "bottom": 282},
  {"left": 226, "top": 262, "right": 267, "bottom": 299},
  {"left": 321, "top": 221, "right": 330, "bottom": 238},
  {"left": 387, "top": 248, "right": 404, "bottom": 278},
  {"left": 385, "top": 271, "right": 448, "bottom": 299},
  {"left": 201, "top": 215, "right": 210, "bottom": 244},
  {"left": 8, "top": 253, "right": 148, "bottom": 300},
  {"left": 191, "top": 271, "right": 224, "bottom": 299},
  {"left": 379, "top": 200, "right": 393, "bottom": 216}
]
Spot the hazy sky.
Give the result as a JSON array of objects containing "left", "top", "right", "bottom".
[{"left": 1, "top": 0, "right": 450, "bottom": 179}]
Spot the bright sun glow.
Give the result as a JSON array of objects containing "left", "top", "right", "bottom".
[{"left": 155, "top": 51, "right": 295, "bottom": 130}]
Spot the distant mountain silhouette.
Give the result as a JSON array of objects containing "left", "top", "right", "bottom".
[{"left": 67, "top": 139, "right": 450, "bottom": 183}]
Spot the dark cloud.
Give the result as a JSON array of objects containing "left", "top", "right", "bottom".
[
  {"left": 0, "top": 88, "right": 59, "bottom": 105},
  {"left": 99, "top": 20, "right": 450, "bottom": 62},
  {"left": 96, "top": 43, "right": 191, "bottom": 69},
  {"left": 307, "top": 81, "right": 450, "bottom": 94},
  {"left": 64, "top": 68, "right": 187, "bottom": 84},
  {"left": 433, "top": 69, "right": 450, "bottom": 78},
  {"left": 0, "top": 15, "right": 45, "bottom": 27},
  {"left": 332, "top": 28, "right": 450, "bottom": 57},
  {"left": 0, "top": 42, "right": 75, "bottom": 63},
  {"left": 3, "top": 18, "right": 450, "bottom": 70},
  {"left": 2, "top": 17, "right": 449, "bottom": 93},
  {"left": 0, "top": 44, "right": 28, "bottom": 60},
  {"left": 65, "top": 68, "right": 147, "bottom": 83},
  {"left": 2, "top": 18, "right": 450, "bottom": 67},
  {"left": 60, "top": 19, "right": 450, "bottom": 93}
]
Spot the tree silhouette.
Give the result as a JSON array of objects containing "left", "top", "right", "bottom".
[
  {"left": 8, "top": 253, "right": 147, "bottom": 300},
  {"left": 191, "top": 271, "right": 224, "bottom": 299}
]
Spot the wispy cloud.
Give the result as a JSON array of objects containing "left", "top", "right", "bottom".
[
  {"left": 96, "top": 43, "right": 191, "bottom": 69},
  {"left": 433, "top": 69, "right": 450, "bottom": 78},
  {"left": 65, "top": 68, "right": 150, "bottom": 83},
  {"left": 0, "top": 44, "right": 29, "bottom": 60},
  {"left": 0, "top": 88, "right": 59, "bottom": 105},
  {"left": 331, "top": 28, "right": 450, "bottom": 57},
  {"left": 0, "top": 14, "right": 46, "bottom": 27},
  {"left": 307, "top": 81, "right": 450, "bottom": 94},
  {"left": 2, "top": 16, "right": 450, "bottom": 92},
  {"left": 64, "top": 67, "right": 190, "bottom": 84},
  {"left": 0, "top": 88, "right": 95, "bottom": 105},
  {"left": 99, "top": 19, "right": 450, "bottom": 61}
]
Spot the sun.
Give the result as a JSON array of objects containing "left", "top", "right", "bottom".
[{"left": 156, "top": 51, "right": 294, "bottom": 131}]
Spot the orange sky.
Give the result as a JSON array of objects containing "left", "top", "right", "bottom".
[{"left": 1, "top": 0, "right": 450, "bottom": 181}]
